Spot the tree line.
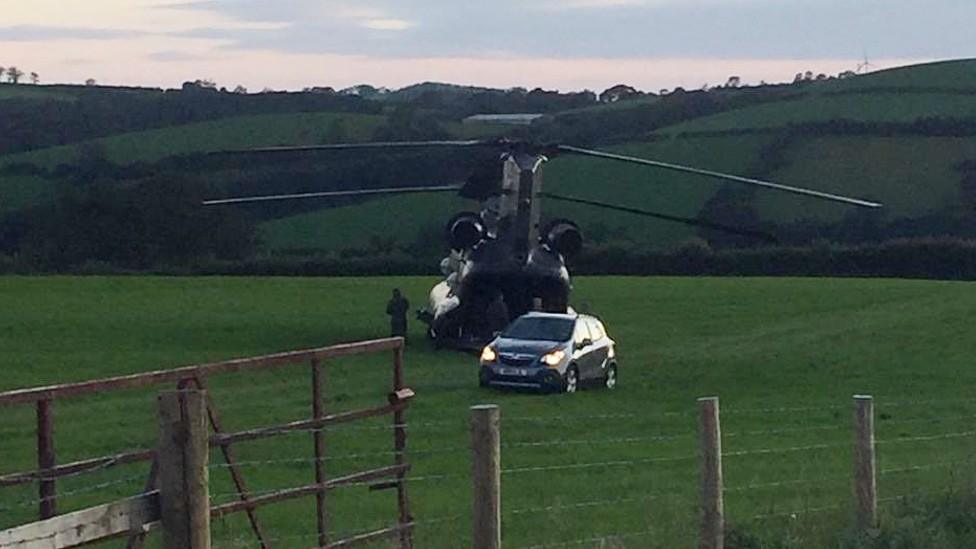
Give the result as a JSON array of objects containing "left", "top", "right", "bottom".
[{"left": 0, "top": 65, "right": 39, "bottom": 84}]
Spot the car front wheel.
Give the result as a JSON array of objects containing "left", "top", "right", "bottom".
[
  {"left": 604, "top": 364, "right": 618, "bottom": 390},
  {"left": 564, "top": 366, "right": 579, "bottom": 394}
]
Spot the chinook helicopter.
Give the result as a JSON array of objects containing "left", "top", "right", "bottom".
[{"left": 204, "top": 139, "right": 881, "bottom": 349}]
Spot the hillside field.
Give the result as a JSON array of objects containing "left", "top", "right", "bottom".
[
  {"left": 3, "top": 59, "right": 976, "bottom": 258},
  {"left": 2, "top": 276, "right": 975, "bottom": 547}
]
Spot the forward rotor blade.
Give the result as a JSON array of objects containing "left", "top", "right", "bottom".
[
  {"left": 541, "top": 192, "right": 776, "bottom": 242},
  {"left": 556, "top": 145, "right": 882, "bottom": 209},
  {"left": 210, "top": 140, "right": 496, "bottom": 156},
  {"left": 203, "top": 184, "right": 464, "bottom": 206}
]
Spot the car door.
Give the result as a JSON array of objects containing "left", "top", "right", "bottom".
[
  {"left": 572, "top": 319, "right": 597, "bottom": 380},
  {"left": 584, "top": 318, "right": 610, "bottom": 377}
]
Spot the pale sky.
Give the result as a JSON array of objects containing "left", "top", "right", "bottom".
[{"left": 0, "top": 0, "right": 971, "bottom": 92}]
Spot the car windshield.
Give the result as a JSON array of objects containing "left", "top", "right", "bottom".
[{"left": 502, "top": 317, "right": 574, "bottom": 342}]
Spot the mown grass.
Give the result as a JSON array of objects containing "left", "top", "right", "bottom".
[{"left": 1, "top": 276, "right": 975, "bottom": 547}]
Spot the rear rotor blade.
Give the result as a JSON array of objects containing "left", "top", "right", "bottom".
[
  {"left": 541, "top": 192, "right": 776, "bottom": 242},
  {"left": 210, "top": 140, "right": 498, "bottom": 156},
  {"left": 203, "top": 184, "right": 464, "bottom": 206},
  {"left": 557, "top": 145, "right": 882, "bottom": 209}
]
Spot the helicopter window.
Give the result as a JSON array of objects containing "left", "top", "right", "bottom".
[{"left": 502, "top": 317, "right": 574, "bottom": 342}]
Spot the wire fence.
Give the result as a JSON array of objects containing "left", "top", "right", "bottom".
[{"left": 4, "top": 393, "right": 976, "bottom": 549}]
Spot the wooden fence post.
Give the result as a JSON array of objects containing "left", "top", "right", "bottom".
[
  {"left": 37, "top": 398, "right": 57, "bottom": 519},
  {"left": 158, "top": 390, "right": 211, "bottom": 549},
  {"left": 471, "top": 404, "right": 501, "bottom": 549},
  {"left": 393, "top": 340, "right": 413, "bottom": 549},
  {"left": 699, "top": 396, "right": 723, "bottom": 549},
  {"left": 312, "top": 359, "right": 329, "bottom": 548},
  {"left": 853, "top": 395, "right": 877, "bottom": 531}
]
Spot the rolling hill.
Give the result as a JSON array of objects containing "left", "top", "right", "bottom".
[{"left": 2, "top": 58, "right": 975, "bottom": 266}]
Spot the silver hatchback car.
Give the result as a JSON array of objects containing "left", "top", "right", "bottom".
[{"left": 478, "top": 312, "right": 617, "bottom": 393}]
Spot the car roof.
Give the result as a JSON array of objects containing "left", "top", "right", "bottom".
[{"left": 519, "top": 311, "right": 602, "bottom": 322}]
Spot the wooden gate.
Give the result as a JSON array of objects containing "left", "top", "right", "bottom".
[{"left": 0, "top": 337, "right": 414, "bottom": 548}]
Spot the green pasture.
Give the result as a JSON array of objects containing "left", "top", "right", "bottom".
[
  {"left": 659, "top": 92, "right": 976, "bottom": 135},
  {"left": 259, "top": 134, "right": 774, "bottom": 254},
  {"left": 1, "top": 276, "right": 975, "bottom": 547},
  {"left": 0, "top": 112, "right": 386, "bottom": 215},
  {"left": 0, "top": 84, "right": 77, "bottom": 102},
  {"left": 821, "top": 58, "right": 976, "bottom": 92},
  {"left": 759, "top": 135, "right": 976, "bottom": 223},
  {"left": 0, "top": 112, "right": 386, "bottom": 170}
]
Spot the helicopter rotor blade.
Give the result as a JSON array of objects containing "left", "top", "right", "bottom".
[
  {"left": 556, "top": 145, "right": 882, "bottom": 209},
  {"left": 210, "top": 140, "right": 499, "bottom": 156},
  {"left": 203, "top": 184, "right": 464, "bottom": 206},
  {"left": 541, "top": 192, "right": 777, "bottom": 243}
]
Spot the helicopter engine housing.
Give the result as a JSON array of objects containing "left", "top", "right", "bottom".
[
  {"left": 446, "top": 212, "right": 485, "bottom": 250},
  {"left": 544, "top": 219, "right": 583, "bottom": 258}
]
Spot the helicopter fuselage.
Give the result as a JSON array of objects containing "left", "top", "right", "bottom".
[{"left": 421, "top": 151, "right": 581, "bottom": 349}]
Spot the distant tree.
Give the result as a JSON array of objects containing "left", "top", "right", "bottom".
[
  {"left": 0, "top": 67, "right": 5, "bottom": 82},
  {"left": 724, "top": 75, "right": 741, "bottom": 88},
  {"left": 804, "top": 70, "right": 814, "bottom": 81},
  {"left": 85, "top": 78, "right": 97, "bottom": 86},
  {"left": 7, "top": 66, "right": 23, "bottom": 84},
  {"left": 815, "top": 73, "right": 827, "bottom": 81},
  {"left": 599, "top": 84, "right": 640, "bottom": 103},
  {"left": 793, "top": 73, "right": 804, "bottom": 83},
  {"left": 340, "top": 84, "right": 379, "bottom": 98},
  {"left": 232, "top": 84, "right": 248, "bottom": 94},
  {"left": 838, "top": 70, "right": 857, "bottom": 79},
  {"left": 29, "top": 72, "right": 39, "bottom": 85},
  {"left": 372, "top": 104, "right": 448, "bottom": 141},
  {"left": 659, "top": 88, "right": 669, "bottom": 95}
]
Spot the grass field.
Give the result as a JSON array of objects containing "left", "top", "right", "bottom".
[
  {"left": 0, "top": 84, "right": 77, "bottom": 102},
  {"left": 658, "top": 92, "right": 976, "bottom": 135},
  {"left": 2, "top": 276, "right": 975, "bottom": 547},
  {"left": 258, "top": 135, "right": 773, "bottom": 253},
  {"left": 5, "top": 60, "right": 976, "bottom": 254},
  {"left": 759, "top": 136, "right": 976, "bottom": 223}
]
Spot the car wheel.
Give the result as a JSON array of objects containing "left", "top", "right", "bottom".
[
  {"left": 604, "top": 364, "right": 618, "bottom": 390},
  {"left": 564, "top": 366, "right": 579, "bottom": 394}
]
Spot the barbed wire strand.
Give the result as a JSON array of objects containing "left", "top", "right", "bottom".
[
  {"left": 876, "top": 430, "right": 976, "bottom": 445},
  {"left": 750, "top": 502, "right": 846, "bottom": 521},
  {"left": 515, "top": 529, "right": 656, "bottom": 549},
  {"left": 507, "top": 491, "right": 690, "bottom": 517},
  {"left": 2, "top": 471, "right": 150, "bottom": 511},
  {"left": 502, "top": 454, "right": 696, "bottom": 475},
  {"left": 722, "top": 441, "right": 850, "bottom": 458}
]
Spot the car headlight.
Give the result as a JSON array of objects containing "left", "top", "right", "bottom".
[
  {"left": 481, "top": 346, "right": 497, "bottom": 363},
  {"left": 541, "top": 349, "right": 566, "bottom": 367}
]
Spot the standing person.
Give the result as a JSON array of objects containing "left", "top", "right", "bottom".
[{"left": 386, "top": 288, "right": 410, "bottom": 340}]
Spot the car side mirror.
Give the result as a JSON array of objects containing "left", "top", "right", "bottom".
[{"left": 577, "top": 338, "right": 592, "bottom": 349}]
